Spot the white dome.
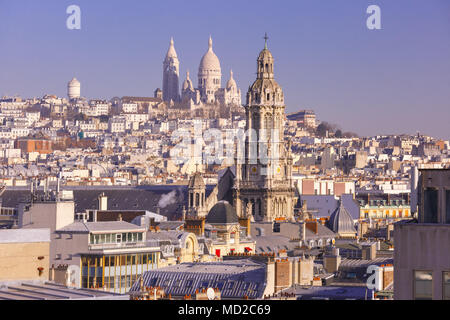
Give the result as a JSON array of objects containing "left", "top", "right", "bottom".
[
  {"left": 68, "top": 78, "right": 80, "bottom": 86},
  {"left": 199, "top": 36, "right": 221, "bottom": 72},
  {"left": 68, "top": 77, "right": 81, "bottom": 99}
]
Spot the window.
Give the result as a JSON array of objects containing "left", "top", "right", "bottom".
[
  {"left": 423, "top": 188, "right": 438, "bottom": 223},
  {"left": 444, "top": 272, "right": 450, "bottom": 300},
  {"left": 414, "top": 271, "right": 433, "bottom": 300}
]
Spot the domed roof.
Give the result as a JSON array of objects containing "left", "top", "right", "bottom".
[
  {"left": 206, "top": 201, "right": 239, "bottom": 224},
  {"left": 258, "top": 48, "right": 273, "bottom": 62},
  {"left": 226, "top": 70, "right": 237, "bottom": 89},
  {"left": 199, "top": 36, "right": 221, "bottom": 72},
  {"left": 182, "top": 71, "right": 194, "bottom": 91},
  {"left": 188, "top": 172, "right": 205, "bottom": 189},
  {"left": 68, "top": 78, "right": 80, "bottom": 86},
  {"left": 327, "top": 201, "right": 357, "bottom": 234}
]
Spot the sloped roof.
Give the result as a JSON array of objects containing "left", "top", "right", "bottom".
[
  {"left": 1, "top": 185, "right": 215, "bottom": 220},
  {"left": 57, "top": 221, "right": 145, "bottom": 233},
  {"left": 130, "top": 259, "right": 266, "bottom": 299},
  {"left": 300, "top": 194, "right": 360, "bottom": 219}
]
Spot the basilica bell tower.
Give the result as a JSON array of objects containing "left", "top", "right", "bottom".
[{"left": 233, "top": 34, "right": 296, "bottom": 222}]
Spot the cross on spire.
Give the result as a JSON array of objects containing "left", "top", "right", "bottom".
[{"left": 264, "top": 32, "right": 269, "bottom": 49}]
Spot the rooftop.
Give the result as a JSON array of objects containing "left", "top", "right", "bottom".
[{"left": 0, "top": 282, "right": 128, "bottom": 300}]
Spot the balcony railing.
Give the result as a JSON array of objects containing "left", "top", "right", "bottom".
[{"left": 88, "top": 240, "right": 159, "bottom": 251}]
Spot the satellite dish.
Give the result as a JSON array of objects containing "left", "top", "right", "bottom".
[{"left": 207, "top": 288, "right": 215, "bottom": 300}]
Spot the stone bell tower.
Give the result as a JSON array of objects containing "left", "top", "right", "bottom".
[{"left": 234, "top": 34, "right": 296, "bottom": 222}]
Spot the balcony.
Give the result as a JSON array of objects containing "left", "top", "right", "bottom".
[{"left": 88, "top": 240, "right": 159, "bottom": 252}]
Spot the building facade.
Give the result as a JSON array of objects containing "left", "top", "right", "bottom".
[{"left": 394, "top": 169, "right": 450, "bottom": 300}]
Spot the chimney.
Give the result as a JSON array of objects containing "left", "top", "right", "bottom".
[
  {"left": 300, "top": 221, "right": 306, "bottom": 241},
  {"left": 182, "top": 207, "right": 186, "bottom": 221},
  {"left": 98, "top": 193, "right": 108, "bottom": 211},
  {"left": 156, "top": 207, "right": 161, "bottom": 216}
]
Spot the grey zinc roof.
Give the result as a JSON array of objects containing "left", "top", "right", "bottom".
[
  {"left": 146, "top": 230, "right": 186, "bottom": 243},
  {"left": 129, "top": 259, "right": 266, "bottom": 299},
  {"left": 284, "top": 285, "right": 375, "bottom": 300},
  {"left": 300, "top": 194, "right": 360, "bottom": 219},
  {"left": 252, "top": 222, "right": 336, "bottom": 240},
  {"left": 1, "top": 185, "right": 216, "bottom": 220},
  {"left": 0, "top": 282, "right": 128, "bottom": 300}
]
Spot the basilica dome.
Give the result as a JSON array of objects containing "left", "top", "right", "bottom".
[{"left": 199, "top": 36, "right": 221, "bottom": 72}]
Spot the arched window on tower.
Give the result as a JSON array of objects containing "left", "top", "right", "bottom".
[{"left": 265, "top": 114, "right": 273, "bottom": 130}]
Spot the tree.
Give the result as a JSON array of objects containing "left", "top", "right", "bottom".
[{"left": 316, "top": 123, "right": 328, "bottom": 137}]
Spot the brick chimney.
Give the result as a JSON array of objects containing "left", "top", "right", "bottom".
[{"left": 305, "top": 220, "right": 319, "bottom": 235}]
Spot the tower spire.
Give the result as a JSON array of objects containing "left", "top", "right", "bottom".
[{"left": 264, "top": 32, "right": 269, "bottom": 49}]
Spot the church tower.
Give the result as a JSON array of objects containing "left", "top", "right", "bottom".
[
  {"left": 163, "top": 37, "right": 180, "bottom": 103},
  {"left": 234, "top": 34, "right": 296, "bottom": 222},
  {"left": 188, "top": 172, "right": 207, "bottom": 218}
]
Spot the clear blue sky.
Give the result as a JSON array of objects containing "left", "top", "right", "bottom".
[{"left": 1, "top": 0, "right": 449, "bottom": 139}]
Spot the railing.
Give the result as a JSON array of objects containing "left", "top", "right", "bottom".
[{"left": 88, "top": 240, "right": 159, "bottom": 251}]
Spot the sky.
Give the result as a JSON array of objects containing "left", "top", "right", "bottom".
[{"left": 0, "top": 0, "right": 449, "bottom": 139}]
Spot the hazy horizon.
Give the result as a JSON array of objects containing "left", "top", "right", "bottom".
[{"left": 1, "top": 0, "right": 449, "bottom": 140}]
